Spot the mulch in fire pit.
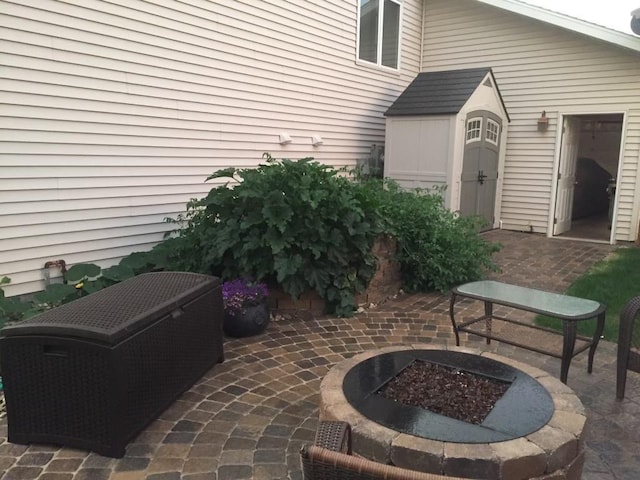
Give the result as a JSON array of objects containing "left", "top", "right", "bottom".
[{"left": 377, "top": 360, "right": 511, "bottom": 424}]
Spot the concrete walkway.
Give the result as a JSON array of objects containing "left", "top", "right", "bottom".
[{"left": 0, "top": 230, "right": 638, "bottom": 479}]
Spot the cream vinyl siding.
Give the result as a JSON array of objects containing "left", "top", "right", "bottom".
[
  {"left": 423, "top": 0, "right": 640, "bottom": 239},
  {"left": 0, "top": 0, "right": 423, "bottom": 296}
]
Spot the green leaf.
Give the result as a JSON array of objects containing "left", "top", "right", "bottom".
[
  {"left": 305, "top": 268, "right": 329, "bottom": 292},
  {"left": 82, "top": 278, "right": 107, "bottom": 294},
  {"left": 239, "top": 209, "right": 264, "bottom": 229},
  {"left": 146, "top": 244, "right": 176, "bottom": 270},
  {"left": 101, "top": 265, "right": 135, "bottom": 283},
  {"left": 274, "top": 254, "right": 303, "bottom": 283},
  {"left": 119, "top": 252, "right": 151, "bottom": 270},
  {"left": 261, "top": 192, "right": 293, "bottom": 229},
  {"left": 65, "top": 263, "right": 102, "bottom": 284},
  {"left": 22, "top": 306, "right": 48, "bottom": 319},
  {"left": 0, "top": 296, "right": 30, "bottom": 315},
  {"left": 264, "top": 229, "right": 289, "bottom": 255},
  {"left": 205, "top": 167, "right": 237, "bottom": 182},
  {"left": 35, "top": 283, "right": 78, "bottom": 305}
]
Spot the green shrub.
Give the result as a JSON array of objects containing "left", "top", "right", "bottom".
[
  {"left": 0, "top": 276, "right": 32, "bottom": 326},
  {"left": 354, "top": 178, "right": 500, "bottom": 292},
  {"left": 168, "top": 154, "right": 381, "bottom": 316}
]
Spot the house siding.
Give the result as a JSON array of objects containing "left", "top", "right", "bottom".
[
  {"left": 423, "top": 0, "right": 640, "bottom": 239},
  {"left": 0, "top": 0, "right": 423, "bottom": 296}
]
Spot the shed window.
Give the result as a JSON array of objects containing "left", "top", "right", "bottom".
[
  {"left": 358, "top": 0, "right": 401, "bottom": 69},
  {"left": 466, "top": 118, "right": 482, "bottom": 143},
  {"left": 486, "top": 119, "right": 500, "bottom": 145}
]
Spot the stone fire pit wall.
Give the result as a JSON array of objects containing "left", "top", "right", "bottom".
[{"left": 320, "top": 345, "right": 587, "bottom": 480}]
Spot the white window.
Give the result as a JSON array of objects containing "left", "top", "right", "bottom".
[
  {"left": 357, "top": 0, "right": 401, "bottom": 69},
  {"left": 466, "top": 118, "right": 482, "bottom": 143},
  {"left": 486, "top": 119, "right": 500, "bottom": 145}
]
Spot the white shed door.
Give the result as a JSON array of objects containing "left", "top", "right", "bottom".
[{"left": 554, "top": 117, "right": 580, "bottom": 235}]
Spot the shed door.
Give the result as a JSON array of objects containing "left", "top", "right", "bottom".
[
  {"left": 554, "top": 116, "right": 580, "bottom": 235},
  {"left": 460, "top": 111, "right": 501, "bottom": 230}
]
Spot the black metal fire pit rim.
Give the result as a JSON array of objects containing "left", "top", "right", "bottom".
[{"left": 342, "top": 349, "right": 555, "bottom": 443}]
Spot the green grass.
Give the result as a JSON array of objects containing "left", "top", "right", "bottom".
[{"left": 536, "top": 246, "right": 640, "bottom": 347}]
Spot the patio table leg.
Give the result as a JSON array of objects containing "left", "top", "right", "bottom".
[
  {"left": 449, "top": 293, "right": 461, "bottom": 346},
  {"left": 561, "top": 320, "right": 578, "bottom": 384},
  {"left": 588, "top": 312, "right": 605, "bottom": 374},
  {"left": 484, "top": 301, "right": 493, "bottom": 345}
]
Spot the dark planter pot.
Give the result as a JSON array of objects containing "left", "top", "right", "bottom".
[{"left": 223, "top": 302, "right": 270, "bottom": 338}]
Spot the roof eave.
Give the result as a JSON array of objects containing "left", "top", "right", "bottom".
[{"left": 475, "top": 0, "right": 640, "bottom": 55}]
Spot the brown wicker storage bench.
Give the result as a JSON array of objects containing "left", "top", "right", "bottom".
[{"left": 0, "top": 271, "right": 223, "bottom": 458}]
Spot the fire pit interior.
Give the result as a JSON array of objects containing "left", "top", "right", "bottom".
[
  {"left": 377, "top": 360, "right": 511, "bottom": 424},
  {"left": 343, "top": 349, "right": 554, "bottom": 443}
]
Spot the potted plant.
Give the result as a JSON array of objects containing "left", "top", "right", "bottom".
[{"left": 221, "top": 278, "right": 270, "bottom": 337}]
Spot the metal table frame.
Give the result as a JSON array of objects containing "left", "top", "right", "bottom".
[{"left": 449, "top": 280, "right": 606, "bottom": 384}]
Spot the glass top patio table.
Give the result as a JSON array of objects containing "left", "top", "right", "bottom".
[{"left": 454, "top": 280, "right": 604, "bottom": 320}]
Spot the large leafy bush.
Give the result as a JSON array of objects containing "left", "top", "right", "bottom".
[{"left": 168, "top": 154, "right": 380, "bottom": 316}]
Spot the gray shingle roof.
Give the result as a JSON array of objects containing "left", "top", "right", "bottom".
[{"left": 385, "top": 67, "right": 508, "bottom": 119}]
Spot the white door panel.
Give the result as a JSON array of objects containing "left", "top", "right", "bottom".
[{"left": 554, "top": 117, "right": 580, "bottom": 235}]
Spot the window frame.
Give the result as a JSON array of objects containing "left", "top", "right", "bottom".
[
  {"left": 356, "top": 0, "right": 403, "bottom": 71},
  {"left": 486, "top": 118, "right": 500, "bottom": 145},
  {"left": 466, "top": 117, "right": 483, "bottom": 144}
]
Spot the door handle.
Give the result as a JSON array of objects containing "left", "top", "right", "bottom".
[{"left": 478, "top": 170, "right": 487, "bottom": 185}]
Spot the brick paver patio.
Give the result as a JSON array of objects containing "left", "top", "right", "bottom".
[{"left": 1, "top": 230, "right": 638, "bottom": 480}]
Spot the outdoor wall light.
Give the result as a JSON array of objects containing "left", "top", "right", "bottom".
[
  {"left": 311, "top": 135, "right": 324, "bottom": 146},
  {"left": 537, "top": 111, "right": 549, "bottom": 132},
  {"left": 279, "top": 132, "right": 292, "bottom": 144}
]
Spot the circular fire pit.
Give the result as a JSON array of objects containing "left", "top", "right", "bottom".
[{"left": 320, "top": 345, "right": 587, "bottom": 480}]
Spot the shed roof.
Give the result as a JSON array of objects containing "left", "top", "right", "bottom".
[{"left": 384, "top": 67, "right": 508, "bottom": 119}]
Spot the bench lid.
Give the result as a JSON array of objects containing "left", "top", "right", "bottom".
[{"left": 0, "top": 272, "right": 219, "bottom": 345}]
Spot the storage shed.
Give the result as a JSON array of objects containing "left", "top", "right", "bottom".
[{"left": 384, "top": 67, "right": 509, "bottom": 229}]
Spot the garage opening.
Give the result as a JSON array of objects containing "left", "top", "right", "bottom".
[{"left": 553, "top": 113, "right": 623, "bottom": 242}]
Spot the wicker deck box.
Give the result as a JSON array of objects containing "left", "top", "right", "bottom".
[{"left": 0, "top": 271, "right": 223, "bottom": 458}]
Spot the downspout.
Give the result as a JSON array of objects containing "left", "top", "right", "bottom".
[{"left": 419, "top": 0, "right": 426, "bottom": 72}]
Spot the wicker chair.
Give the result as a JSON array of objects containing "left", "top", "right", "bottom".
[
  {"left": 300, "top": 421, "right": 474, "bottom": 480},
  {"left": 617, "top": 295, "right": 640, "bottom": 399}
]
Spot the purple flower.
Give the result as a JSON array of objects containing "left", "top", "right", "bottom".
[{"left": 222, "top": 278, "right": 269, "bottom": 317}]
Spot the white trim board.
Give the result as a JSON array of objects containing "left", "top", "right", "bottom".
[{"left": 475, "top": 0, "right": 640, "bottom": 55}]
